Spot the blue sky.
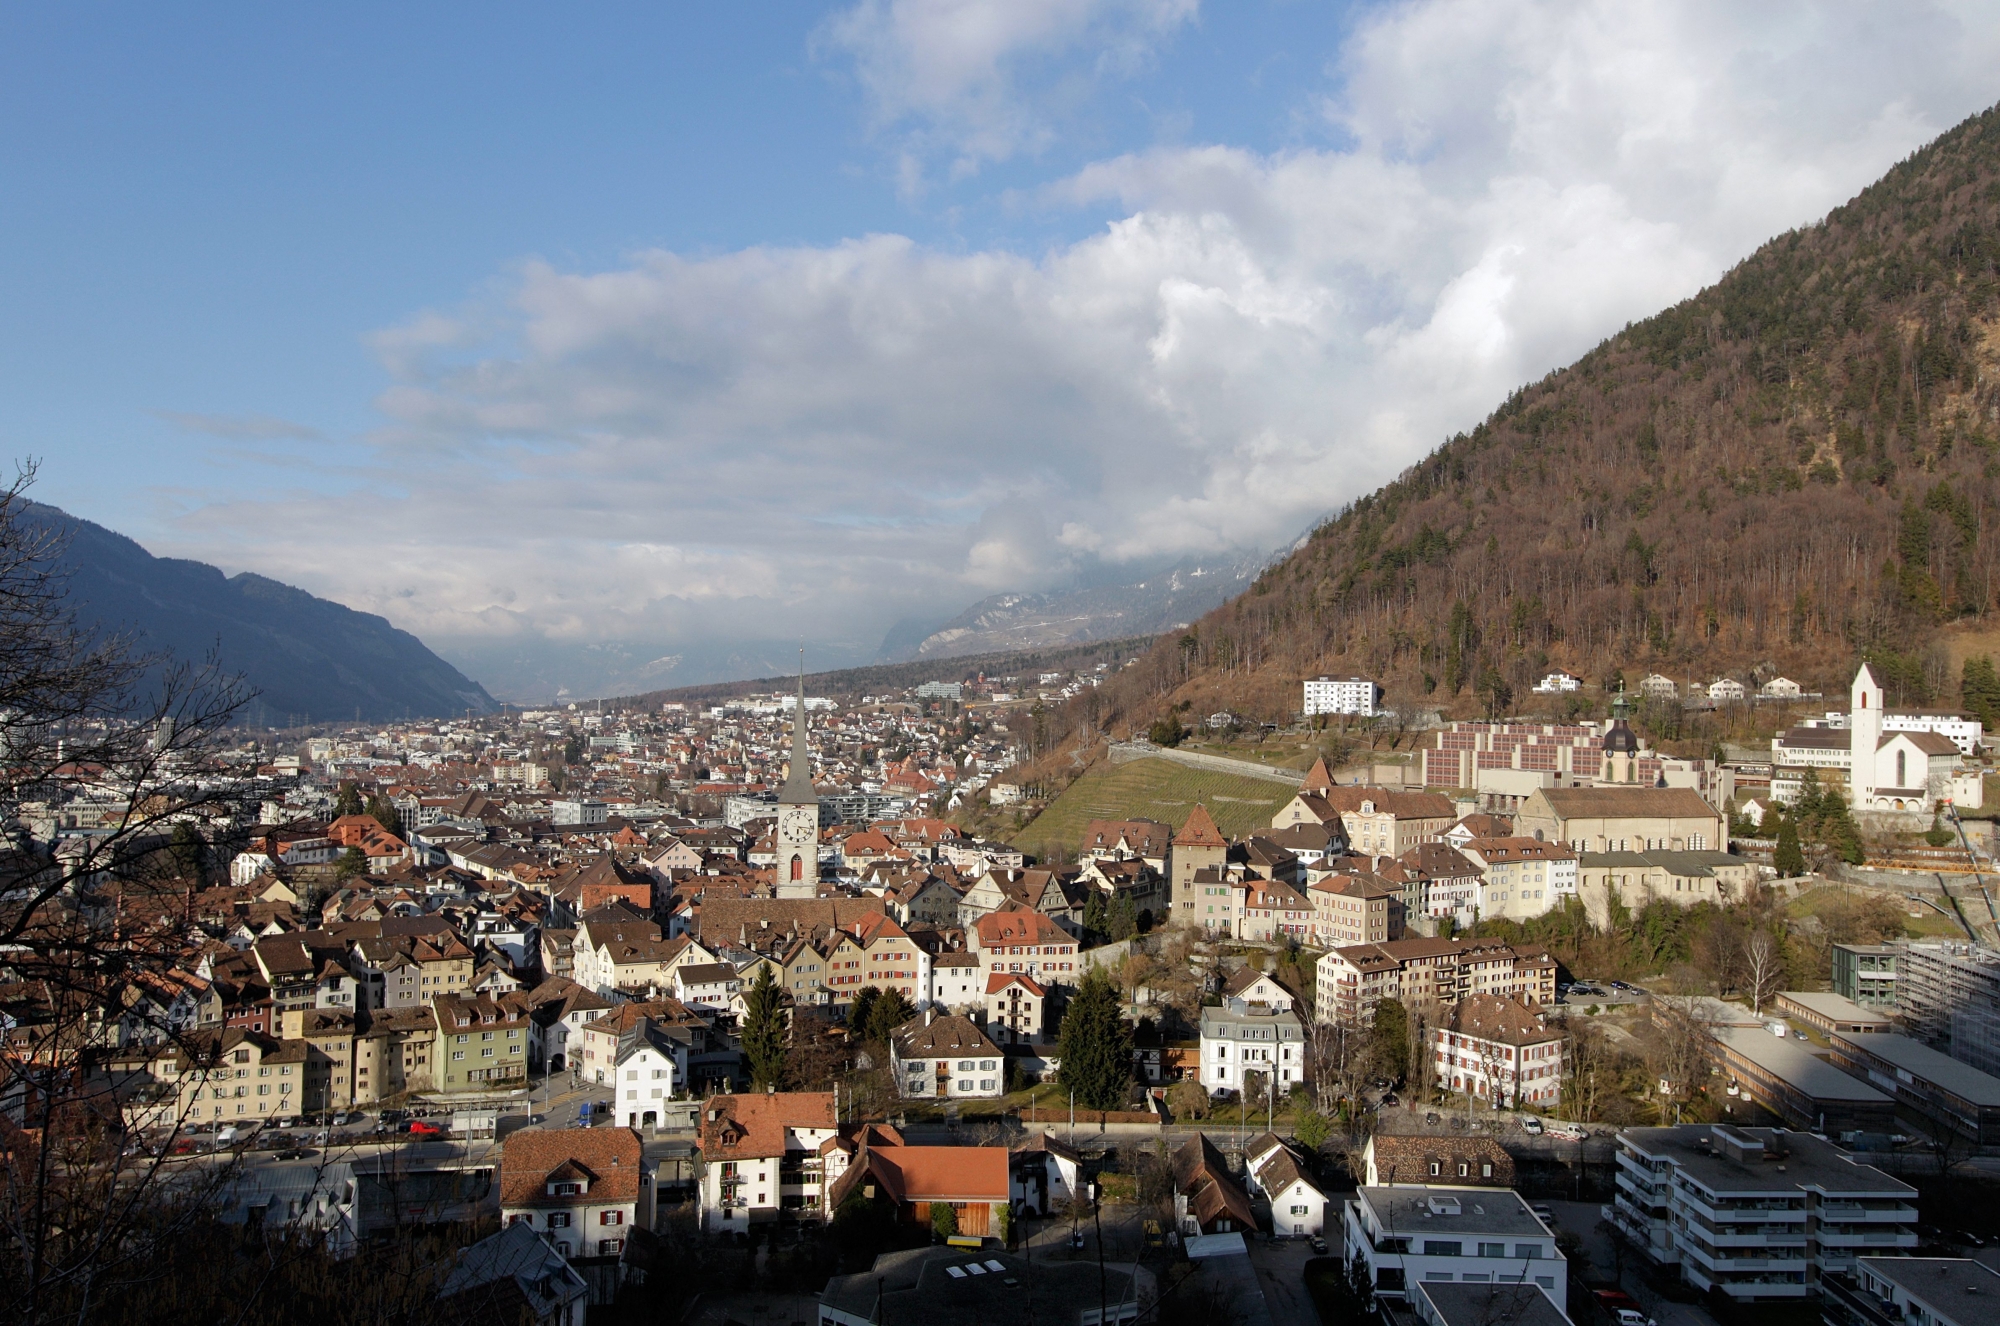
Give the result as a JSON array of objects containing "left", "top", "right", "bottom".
[{"left": 8, "top": 2, "right": 2000, "bottom": 699}]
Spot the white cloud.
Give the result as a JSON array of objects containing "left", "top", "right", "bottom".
[
  {"left": 817, "top": 0, "right": 1199, "bottom": 176},
  {"left": 154, "top": 411, "right": 324, "bottom": 442},
  {"left": 164, "top": 0, "right": 2000, "bottom": 695}
]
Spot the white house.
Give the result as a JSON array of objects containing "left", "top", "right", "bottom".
[
  {"left": 1200, "top": 1005, "right": 1305, "bottom": 1096},
  {"left": 930, "top": 951, "right": 985, "bottom": 1011},
  {"left": 1303, "top": 676, "right": 1381, "bottom": 717},
  {"left": 1344, "top": 1187, "right": 1566, "bottom": 1313},
  {"left": 1531, "top": 672, "right": 1581, "bottom": 694},
  {"left": 693, "top": 1092, "right": 840, "bottom": 1235},
  {"left": 1759, "top": 677, "right": 1803, "bottom": 700},
  {"left": 1708, "top": 678, "right": 1748, "bottom": 703},
  {"left": 671, "top": 963, "right": 742, "bottom": 1015},
  {"left": 889, "top": 1011, "right": 1006, "bottom": 1099},
  {"left": 1247, "top": 1133, "right": 1327, "bottom": 1237},
  {"left": 612, "top": 1023, "right": 689, "bottom": 1127},
  {"left": 499, "top": 1128, "right": 653, "bottom": 1263}
]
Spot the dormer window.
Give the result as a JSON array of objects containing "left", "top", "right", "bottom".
[{"left": 549, "top": 1180, "right": 583, "bottom": 1196}]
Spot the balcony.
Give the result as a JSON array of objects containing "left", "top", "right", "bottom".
[
  {"left": 1816, "top": 1230, "right": 1917, "bottom": 1249},
  {"left": 1817, "top": 1204, "right": 1918, "bottom": 1223}
]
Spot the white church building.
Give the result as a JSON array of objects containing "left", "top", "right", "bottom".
[{"left": 1771, "top": 664, "right": 1976, "bottom": 815}]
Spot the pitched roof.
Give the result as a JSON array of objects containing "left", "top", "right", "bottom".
[
  {"left": 1533, "top": 787, "right": 1720, "bottom": 820},
  {"left": 892, "top": 1012, "right": 1001, "bottom": 1059},
  {"left": 1171, "top": 1133, "right": 1256, "bottom": 1231},
  {"left": 1174, "top": 804, "right": 1227, "bottom": 849},
  {"left": 696, "top": 1091, "right": 837, "bottom": 1161},
  {"left": 829, "top": 1144, "right": 1010, "bottom": 1208},
  {"left": 1441, "top": 993, "right": 1559, "bottom": 1046},
  {"left": 973, "top": 910, "right": 1068, "bottom": 947},
  {"left": 986, "top": 972, "right": 1047, "bottom": 996},
  {"left": 1301, "top": 756, "right": 1335, "bottom": 794},
  {"left": 499, "top": 1127, "right": 644, "bottom": 1208},
  {"left": 1315, "top": 786, "right": 1457, "bottom": 819}
]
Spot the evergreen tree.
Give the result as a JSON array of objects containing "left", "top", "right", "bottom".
[
  {"left": 332, "top": 846, "right": 368, "bottom": 879},
  {"left": 1774, "top": 815, "right": 1805, "bottom": 877},
  {"left": 169, "top": 822, "right": 206, "bottom": 882},
  {"left": 1082, "top": 889, "right": 1108, "bottom": 940},
  {"left": 1057, "top": 967, "right": 1134, "bottom": 1111},
  {"left": 1369, "top": 997, "right": 1409, "bottom": 1082},
  {"left": 1965, "top": 656, "right": 2000, "bottom": 728},
  {"left": 365, "top": 794, "right": 402, "bottom": 838},
  {"left": 864, "top": 989, "right": 915, "bottom": 1045},
  {"left": 743, "top": 965, "right": 787, "bottom": 1090},
  {"left": 1293, "top": 1106, "right": 1330, "bottom": 1151},
  {"left": 1109, "top": 892, "right": 1139, "bottom": 941},
  {"left": 334, "top": 783, "right": 363, "bottom": 818},
  {"left": 931, "top": 1201, "right": 959, "bottom": 1240},
  {"left": 1927, "top": 810, "right": 1956, "bottom": 848},
  {"left": 847, "top": 986, "right": 880, "bottom": 1039}
]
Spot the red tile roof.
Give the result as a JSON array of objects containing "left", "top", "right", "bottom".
[
  {"left": 499, "top": 1127, "right": 643, "bottom": 1209},
  {"left": 696, "top": 1092, "right": 837, "bottom": 1161}
]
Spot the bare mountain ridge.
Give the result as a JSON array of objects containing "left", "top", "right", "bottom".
[{"left": 1074, "top": 102, "right": 2000, "bottom": 734}]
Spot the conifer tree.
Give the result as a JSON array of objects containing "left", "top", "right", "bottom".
[
  {"left": 1774, "top": 815, "right": 1805, "bottom": 877},
  {"left": 743, "top": 965, "right": 787, "bottom": 1091},
  {"left": 1057, "top": 967, "right": 1133, "bottom": 1111}
]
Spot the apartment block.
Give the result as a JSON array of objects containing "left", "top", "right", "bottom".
[
  {"left": 1342, "top": 1186, "right": 1566, "bottom": 1312},
  {"left": 1610, "top": 1125, "right": 1916, "bottom": 1301},
  {"left": 1892, "top": 943, "right": 2000, "bottom": 1075},
  {"left": 1315, "top": 937, "right": 1557, "bottom": 1027}
]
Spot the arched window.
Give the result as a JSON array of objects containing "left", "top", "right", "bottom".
[
  {"left": 1896, "top": 751, "right": 1906, "bottom": 788},
  {"left": 790, "top": 855, "right": 803, "bottom": 881}
]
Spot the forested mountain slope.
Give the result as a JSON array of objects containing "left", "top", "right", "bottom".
[
  {"left": 30, "top": 501, "right": 496, "bottom": 723},
  {"left": 1092, "top": 102, "right": 2000, "bottom": 732}
]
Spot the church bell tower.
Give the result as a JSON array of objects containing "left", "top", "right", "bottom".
[{"left": 775, "top": 654, "right": 821, "bottom": 899}]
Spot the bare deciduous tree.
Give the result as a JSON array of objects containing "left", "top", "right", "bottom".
[{"left": 1744, "top": 929, "right": 1783, "bottom": 1013}]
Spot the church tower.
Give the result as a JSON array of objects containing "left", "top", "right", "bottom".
[
  {"left": 775, "top": 656, "right": 821, "bottom": 899},
  {"left": 1850, "top": 663, "right": 1884, "bottom": 808}
]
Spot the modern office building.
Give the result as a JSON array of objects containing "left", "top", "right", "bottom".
[
  {"left": 1831, "top": 944, "right": 1901, "bottom": 1010},
  {"left": 1825, "top": 1030, "right": 2000, "bottom": 1146},
  {"left": 1610, "top": 1125, "right": 1917, "bottom": 1300},
  {"left": 1713, "top": 1026, "right": 1897, "bottom": 1134},
  {"left": 1342, "top": 1186, "right": 1566, "bottom": 1313}
]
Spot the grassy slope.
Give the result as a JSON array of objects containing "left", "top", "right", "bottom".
[{"left": 1008, "top": 756, "right": 1295, "bottom": 864}]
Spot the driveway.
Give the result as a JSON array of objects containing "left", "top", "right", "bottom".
[{"left": 1246, "top": 1237, "right": 1320, "bottom": 1326}]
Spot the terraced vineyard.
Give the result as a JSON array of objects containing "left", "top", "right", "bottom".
[{"left": 1009, "top": 756, "right": 1295, "bottom": 864}]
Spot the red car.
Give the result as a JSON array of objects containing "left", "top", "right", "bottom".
[{"left": 408, "top": 1120, "right": 444, "bottom": 1137}]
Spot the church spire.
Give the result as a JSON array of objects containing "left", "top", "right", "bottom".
[{"left": 781, "top": 650, "right": 816, "bottom": 804}]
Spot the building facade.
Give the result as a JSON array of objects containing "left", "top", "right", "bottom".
[{"left": 1610, "top": 1125, "right": 1916, "bottom": 1301}]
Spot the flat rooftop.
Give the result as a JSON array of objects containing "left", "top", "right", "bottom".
[
  {"left": 1858, "top": 1258, "right": 2000, "bottom": 1326},
  {"left": 1359, "top": 1186, "right": 1551, "bottom": 1238},
  {"left": 1830, "top": 1032, "right": 2000, "bottom": 1107},
  {"left": 1416, "top": 1281, "right": 1573, "bottom": 1326},
  {"left": 820, "top": 1246, "right": 1147, "bottom": 1326},
  {"left": 1777, "top": 991, "right": 1896, "bottom": 1027},
  {"left": 1618, "top": 1126, "right": 1912, "bottom": 1197},
  {"left": 1716, "top": 1026, "right": 1895, "bottom": 1103}
]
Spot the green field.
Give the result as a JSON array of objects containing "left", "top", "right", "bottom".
[{"left": 1009, "top": 757, "right": 1295, "bottom": 863}]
